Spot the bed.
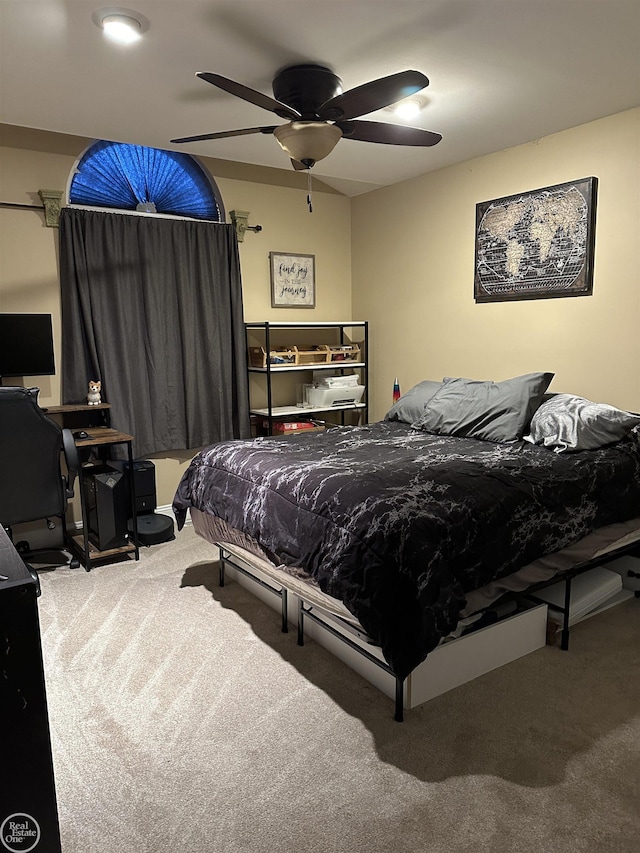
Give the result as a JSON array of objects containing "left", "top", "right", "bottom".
[{"left": 173, "top": 373, "right": 640, "bottom": 719}]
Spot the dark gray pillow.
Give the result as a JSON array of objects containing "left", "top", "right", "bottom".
[
  {"left": 412, "top": 372, "right": 555, "bottom": 442},
  {"left": 384, "top": 379, "right": 443, "bottom": 424},
  {"left": 524, "top": 393, "right": 640, "bottom": 452}
]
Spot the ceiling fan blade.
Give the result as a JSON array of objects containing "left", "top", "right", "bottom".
[
  {"left": 319, "top": 70, "right": 429, "bottom": 121},
  {"left": 197, "top": 72, "right": 301, "bottom": 120},
  {"left": 171, "top": 126, "right": 277, "bottom": 144},
  {"left": 337, "top": 120, "right": 442, "bottom": 147}
]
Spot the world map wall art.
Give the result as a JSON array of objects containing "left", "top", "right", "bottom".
[{"left": 474, "top": 176, "right": 598, "bottom": 303}]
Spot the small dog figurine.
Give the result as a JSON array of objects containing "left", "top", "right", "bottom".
[{"left": 87, "top": 380, "right": 102, "bottom": 406}]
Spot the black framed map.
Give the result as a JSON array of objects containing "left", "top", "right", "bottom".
[{"left": 474, "top": 177, "right": 598, "bottom": 303}]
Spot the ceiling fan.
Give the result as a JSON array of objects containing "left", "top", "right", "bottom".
[{"left": 171, "top": 64, "right": 442, "bottom": 170}]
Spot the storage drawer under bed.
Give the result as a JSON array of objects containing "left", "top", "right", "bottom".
[{"left": 216, "top": 544, "right": 548, "bottom": 711}]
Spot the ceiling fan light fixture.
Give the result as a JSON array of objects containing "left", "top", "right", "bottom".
[
  {"left": 390, "top": 96, "right": 426, "bottom": 121},
  {"left": 274, "top": 122, "right": 342, "bottom": 167}
]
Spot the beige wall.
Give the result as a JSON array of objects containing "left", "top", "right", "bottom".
[
  {"left": 0, "top": 129, "right": 351, "bottom": 508},
  {"left": 0, "top": 146, "right": 72, "bottom": 404},
  {"left": 352, "top": 108, "right": 640, "bottom": 420}
]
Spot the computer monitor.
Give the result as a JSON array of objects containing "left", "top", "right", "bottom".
[{"left": 0, "top": 313, "right": 55, "bottom": 382}]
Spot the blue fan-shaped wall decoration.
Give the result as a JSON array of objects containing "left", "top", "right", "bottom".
[{"left": 69, "top": 141, "right": 224, "bottom": 221}]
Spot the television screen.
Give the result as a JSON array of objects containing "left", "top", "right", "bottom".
[{"left": 0, "top": 313, "right": 55, "bottom": 378}]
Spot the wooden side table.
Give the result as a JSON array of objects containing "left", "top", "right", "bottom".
[
  {"left": 43, "top": 401, "right": 111, "bottom": 429},
  {"left": 66, "top": 427, "right": 140, "bottom": 571}
]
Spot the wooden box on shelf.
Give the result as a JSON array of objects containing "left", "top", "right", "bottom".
[
  {"left": 249, "top": 345, "right": 333, "bottom": 367},
  {"left": 295, "top": 346, "right": 331, "bottom": 366},
  {"left": 326, "top": 344, "right": 361, "bottom": 363},
  {"left": 249, "top": 346, "right": 296, "bottom": 368}
]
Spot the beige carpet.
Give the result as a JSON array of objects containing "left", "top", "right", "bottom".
[{"left": 37, "top": 526, "right": 640, "bottom": 853}]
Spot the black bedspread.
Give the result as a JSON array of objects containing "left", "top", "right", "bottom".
[{"left": 173, "top": 421, "right": 640, "bottom": 679}]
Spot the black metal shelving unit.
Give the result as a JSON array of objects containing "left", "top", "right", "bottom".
[{"left": 245, "top": 320, "right": 368, "bottom": 435}]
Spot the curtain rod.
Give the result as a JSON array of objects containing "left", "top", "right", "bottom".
[
  {"left": 0, "top": 201, "right": 45, "bottom": 211},
  {"left": 68, "top": 203, "right": 227, "bottom": 224}
]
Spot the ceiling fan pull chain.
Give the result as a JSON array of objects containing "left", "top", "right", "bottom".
[{"left": 306, "top": 168, "right": 313, "bottom": 213}]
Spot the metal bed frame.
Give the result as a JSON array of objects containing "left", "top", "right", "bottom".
[
  {"left": 522, "top": 540, "right": 640, "bottom": 649},
  {"left": 218, "top": 547, "right": 406, "bottom": 720},
  {"left": 218, "top": 537, "right": 640, "bottom": 723}
]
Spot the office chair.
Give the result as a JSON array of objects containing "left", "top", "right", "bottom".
[{"left": 0, "top": 386, "right": 80, "bottom": 570}]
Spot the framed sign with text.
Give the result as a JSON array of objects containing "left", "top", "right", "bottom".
[{"left": 270, "top": 252, "right": 316, "bottom": 308}]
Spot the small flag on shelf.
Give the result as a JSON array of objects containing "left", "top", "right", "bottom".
[{"left": 393, "top": 377, "right": 401, "bottom": 404}]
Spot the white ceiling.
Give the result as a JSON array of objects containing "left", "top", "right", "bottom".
[{"left": 1, "top": 0, "right": 639, "bottom": 196}]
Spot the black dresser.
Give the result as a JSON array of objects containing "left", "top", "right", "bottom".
[{"left": 0, "top": 526, "right": 62, "bottom": 853}]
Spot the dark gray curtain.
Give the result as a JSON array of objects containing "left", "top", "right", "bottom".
[{"left": 59, "top": 207, "right": 250, "bottom": 458}]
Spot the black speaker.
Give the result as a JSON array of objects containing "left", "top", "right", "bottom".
[
  {"left": 109, "top": 459, "right": 157, "bottom": 515},
  {"left": 0, "top": 530, "right": 62, "bottom": 853},
  {"left": 83, "top": 464, "right": 128, "bottom": 551}
]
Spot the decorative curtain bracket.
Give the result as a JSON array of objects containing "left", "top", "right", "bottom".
[
  {"left": 230, "top": 209, "right": 263, "bottom": 242},
  {"left": 38, "top": 189, "right": 63, "bottom": 227}
]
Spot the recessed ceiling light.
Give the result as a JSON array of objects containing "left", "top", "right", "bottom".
[{"left": 92, "top": 7, "right": 149, "bottom": 45}]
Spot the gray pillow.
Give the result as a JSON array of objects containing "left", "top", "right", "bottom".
[
  {"left": 384, "top": 379, "right": 443, "bottom": 424},
  {"left": 412, "top": 372, "right": 555, "bottom": 443},
  {"left": 524, "top": 393, "right": 640, "bottom": 453}
]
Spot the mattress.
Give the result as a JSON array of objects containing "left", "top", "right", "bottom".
[
  {"left": 191, "top": 509, "right": 360, "bottom": 626},
  {"left": 191, "top": 508, "right": 640, "bottom": 639},
  {"left": 460, "top": 515, "right": 640, "bottom": 615}
]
